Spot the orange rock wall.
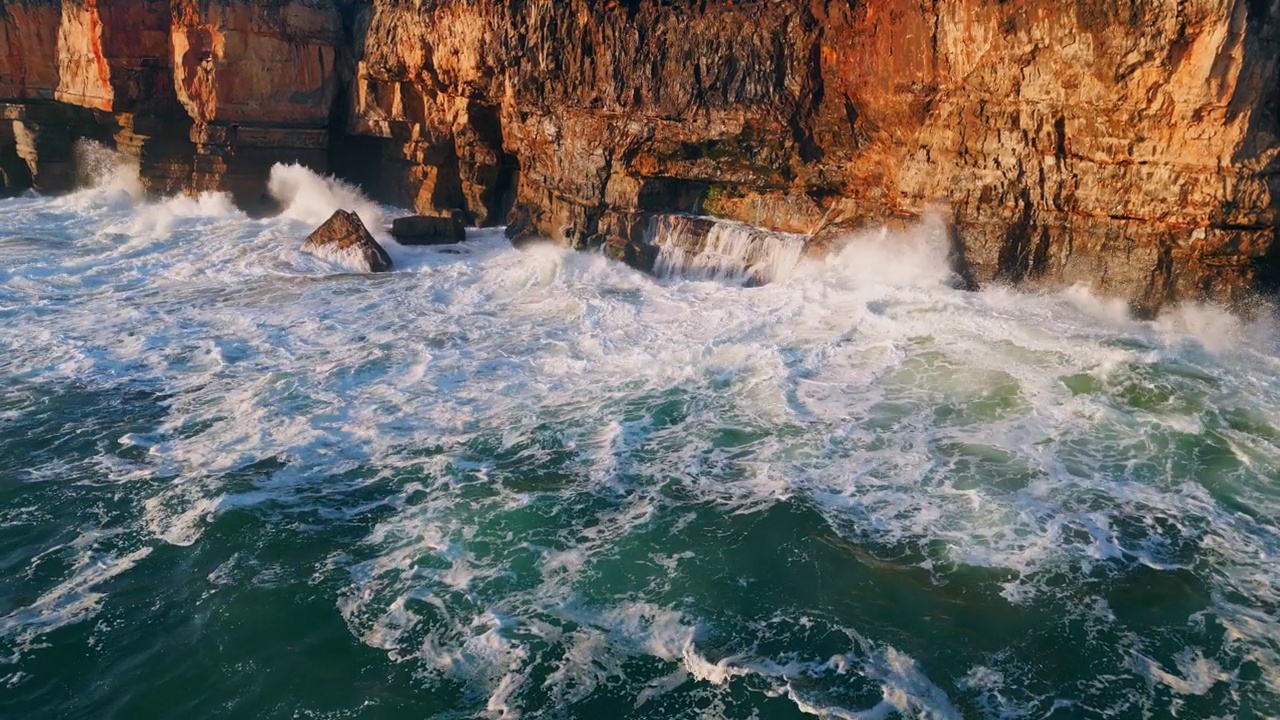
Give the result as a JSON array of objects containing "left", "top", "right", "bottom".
[
  {"left": 1, "top": 0, "right": 1278, "bottom": 309},
  {"left": 0, "top": 0, "right": 342, "bottom": 205},
  {"left": 345, "top": 0, "right": 1280, "bottom": 309}
]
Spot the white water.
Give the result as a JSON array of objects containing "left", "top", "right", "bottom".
[
  {"left": 2, "top": 151, "right": 1280, "bottom": 717},
  {"left": 650, "top": 214, "right": 810, "bottom": 284}
]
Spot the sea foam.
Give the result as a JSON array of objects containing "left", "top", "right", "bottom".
[{"left": 2, "top": 148, "right": 1280, "bottom": 717}]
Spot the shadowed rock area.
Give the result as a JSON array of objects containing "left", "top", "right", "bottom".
[
  {"left": 390, "top": 211, "right": 466, "bottom": 245},
  {"left": 1, "top": 0, "right": 1278, "bottom": 311}
]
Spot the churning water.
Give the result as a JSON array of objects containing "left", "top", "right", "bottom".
[{"left": 2, "top": 148, "right": 1280, "bottom": 719}]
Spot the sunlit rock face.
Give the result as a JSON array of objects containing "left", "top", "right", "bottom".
[
  {"left": 349, "top": 0, "right": 1280, "bottom": 311},
  {"left": 0, "top": 0, "right": 341, "bottom": 205},
  {"left": 2, "top": 0, "right": 1278, "bottom": 309},
  {"left": 301, "top": 208, "right": 392, "bottom": 273}
]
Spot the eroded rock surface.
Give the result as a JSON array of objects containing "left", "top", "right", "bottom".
[
  {"left": 0, "top": 0, "right": 340, "bottom": 203},
  {"left": 301, "top": 208, "right": 392, "bottom": 273},
  {"left": 2, "top": 0, "right": 1278, "bottom": 309},
  {"left": 390, "top": 211, "right": 466, "bottom": 245}
]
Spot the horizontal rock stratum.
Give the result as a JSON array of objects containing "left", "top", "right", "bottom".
[{"left": 1, "top": 0, "right": 1277, "bottom": 311}]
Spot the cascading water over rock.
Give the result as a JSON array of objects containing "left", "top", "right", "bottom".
[{"left": 648, "top": 214, "right": 808, "bottom": 285}]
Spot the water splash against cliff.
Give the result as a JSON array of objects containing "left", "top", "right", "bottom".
[
  {"left": 72, "top": 139, "right": 143, "bottom": 199},
  {"left": 267, "top": 162, "right": 385, "bottom": 231},
  {"left": 647, "top": 211, "right": 964, "bottom": 294}
]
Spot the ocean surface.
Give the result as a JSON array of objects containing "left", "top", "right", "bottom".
[{"left": 2, "top": 147, "right": 1280, "bottom": 719}]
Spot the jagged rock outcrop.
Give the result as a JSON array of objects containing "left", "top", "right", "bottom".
[
  {"left": 1, "top": 0, "right": 1278, "bottom": 310},
  {"left": 301, "top": 208, "right": 392, "bottom": 272}
]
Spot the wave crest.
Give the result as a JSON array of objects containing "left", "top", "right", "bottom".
[{"left": 267, "top": 163, "right": 383, "bottom": 232}]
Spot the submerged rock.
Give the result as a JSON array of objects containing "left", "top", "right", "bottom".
[
  {"left": 390, "top": 211, "right": 467, "bottom": 245},
  {"left": 301, "top": 210, "right": 393, "bottom": 273}
]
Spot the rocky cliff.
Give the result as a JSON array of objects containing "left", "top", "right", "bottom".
[
  {"left": 2, "top": 0, "right": 1278, "bottom": 311},
  {"left": 0, "top": 0, "right": 341, "bottom": 205}
]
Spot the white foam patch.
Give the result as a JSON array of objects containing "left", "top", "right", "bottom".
[
  {"left": 1132, "top": 648, "right": 1234, "bottom": 696},
  {"left": 0, "top": 540, "right": 152, "bottom": 654},
  {"left": 73, "top": 139, "right": 144, "bottom": 200},
  {"left": 268, "top": 163, "right": 384, "bottom": 233}
]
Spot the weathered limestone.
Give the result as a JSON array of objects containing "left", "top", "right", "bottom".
[
  {"left": 0, "top": 0, "right": 60, "bottom": 102},
  {"left": 0, "top": 0, "right": 341, "bottom": 206},
  {"left": 301, "top": 208, "right": 392, "bottom": 272},
  {"left": 0, "top": 0, "right": 1277, "bottom": 310},
  {"left": 390, "top": 211, "right": 466, "bottom": 245},
  {"left": 346, "top": 0, "right": 1280, "bottom": 311},
  {"left": 171, "top": 0, "right": 343, "bottom": 208}
]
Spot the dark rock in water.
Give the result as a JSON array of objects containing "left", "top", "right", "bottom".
[
  {"left": 390, "top": 211, "right": 467, "bottom": 245},
  {"left": 301, "top": 210, "right": 393, "bottom": 273}
]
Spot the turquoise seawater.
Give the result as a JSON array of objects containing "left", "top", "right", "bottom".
[{"left": 2, "top": 156, "right": 1280, "bottom": 719}]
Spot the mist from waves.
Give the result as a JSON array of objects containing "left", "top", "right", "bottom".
[{"left": 1, "top": 145, "right": 1280, "bottom": 718}]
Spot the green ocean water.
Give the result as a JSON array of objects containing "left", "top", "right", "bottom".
[{"left": 2, "top": 161, "right": 1280, "bottom": 719}]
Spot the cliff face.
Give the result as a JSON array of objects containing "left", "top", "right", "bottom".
[
  {"left": 2, "top": 0, "right": 1278, "bottom": 310},
  {"left": 0, "top": 0, "right": 342, "bottom": 204}
]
